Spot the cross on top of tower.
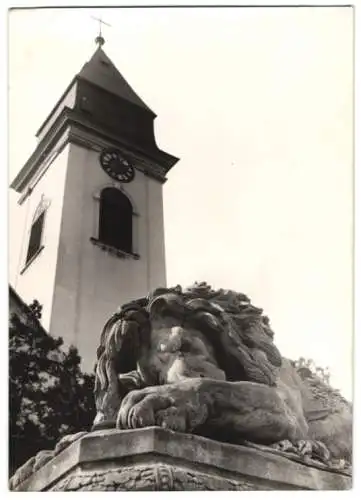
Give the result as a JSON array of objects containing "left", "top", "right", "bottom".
[{"left": 91, "top": 15, "right": 111, "bottom": 47}]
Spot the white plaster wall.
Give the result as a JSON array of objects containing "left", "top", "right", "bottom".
[
  {"left": 146, "top": 176, "right": 167, "bottom": 289},
  {"left": 50, "top": 143, "right": 166, "bottom": 372},
  {"left": 11, "top": 145, "right": 70, "bottom": 329},
  {"left": 8, "top": 190, "right": 27, "bottom": 287}
]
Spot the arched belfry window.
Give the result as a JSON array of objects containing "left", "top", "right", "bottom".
[
  {"left": 24, "top": 196, "right": 50, "bottom": 267},
  {"left": 98, "top": 188, "right": 133, "bottom": 254}
]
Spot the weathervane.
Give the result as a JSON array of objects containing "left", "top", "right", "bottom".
[{"left": 92, "top": 15, "right": 111, "bottom": 47}]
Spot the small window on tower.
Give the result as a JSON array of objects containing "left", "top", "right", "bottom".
[
  {"left": 25, "top": 209, "right": 46, "bottom": 266},
  {"left": 98, "top": 187, "right": 133, "bottom": 254}
]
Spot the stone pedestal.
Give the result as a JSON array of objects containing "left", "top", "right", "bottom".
[{"left": 13, "top": 427, "right": 351, "bottom": 491}]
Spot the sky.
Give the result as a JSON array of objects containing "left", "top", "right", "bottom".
[{"left": 7, "top": 5, "right": 354, "bottom": 399}]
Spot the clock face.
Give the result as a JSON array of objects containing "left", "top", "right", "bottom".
[{"left": 100, "top": 149, "right": 135, "bottom": 183}]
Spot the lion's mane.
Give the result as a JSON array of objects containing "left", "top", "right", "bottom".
[{"left": 94, "top": 282, "right": 283, "bottom": 414}]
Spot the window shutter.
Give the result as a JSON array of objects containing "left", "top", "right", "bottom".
[{"left": 26, "top": 212, "right": 45, "bottom": 263}]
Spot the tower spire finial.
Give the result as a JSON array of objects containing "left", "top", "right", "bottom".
[{"left": 91, "top": 16, "right": 111, "bottom": 48}]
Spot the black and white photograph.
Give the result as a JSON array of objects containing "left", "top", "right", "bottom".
[{"left": 6, "top": 2, "right": 354, "bottom": 491}]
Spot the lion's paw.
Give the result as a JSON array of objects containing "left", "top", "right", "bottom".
[
  {"left": 296, "top": 439, "right": 331, "bottom": 462},
  {"left": 271, "top": 438, "right": 331, "bottom": 463},
  {"left": 155, "top": 407, "right": 187, "bottom": 432},
  {"left": 116, "top": 386, "right": 184, "bottom": 431},
  {"left": 116, "top": 382, "right": 209, "bottom": 433},
  {"left": 270, "top": 439, "right": 297, "bottom": 453}
]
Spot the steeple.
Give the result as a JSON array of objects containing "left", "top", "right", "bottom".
[
  {"left": 11, "top": 46, "right": 178, "bottom": 193},
  {"left": 77, "top": 47, "right": 154, "bottom": 114}
]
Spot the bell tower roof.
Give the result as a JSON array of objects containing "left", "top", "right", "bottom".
[
  {"left": 10, "top": 44, "right": 179, "bottom": 194},
  {"left": 77, "top": 47, "right": 154, "bottom": 115}
]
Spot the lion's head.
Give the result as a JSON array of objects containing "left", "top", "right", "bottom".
[{"left": 94, "top": 283, "right": 282, "bottom": 421}]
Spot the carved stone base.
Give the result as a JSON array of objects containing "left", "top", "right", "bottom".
[{"left": 12, "top": 427, "right": 351, "bottom": 491}]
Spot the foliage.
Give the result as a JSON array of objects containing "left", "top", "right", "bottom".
[
  {"left": 293, "top": 357, "right": 331, "bottom": 385},
  {"left": 292, "top": 357, "right": 351, "bottom": 410},
  {"left": 9, "top": 310, "right": 96, "bottom": 476}
]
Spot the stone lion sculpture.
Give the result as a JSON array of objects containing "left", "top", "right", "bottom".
[
  {"left": 93, "top": 282, "right": 352, "bottom": 464},
  {"left": 10, "top": 282, "right": 352, "bottom": 489}
]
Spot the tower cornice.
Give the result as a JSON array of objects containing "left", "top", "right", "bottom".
[{"left": 11, "top": 107, "right": 178, "bottom": 196}]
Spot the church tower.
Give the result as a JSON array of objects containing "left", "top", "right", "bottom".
[{"left": 10, "top": 41, "right": 178, "bottom": 372}]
